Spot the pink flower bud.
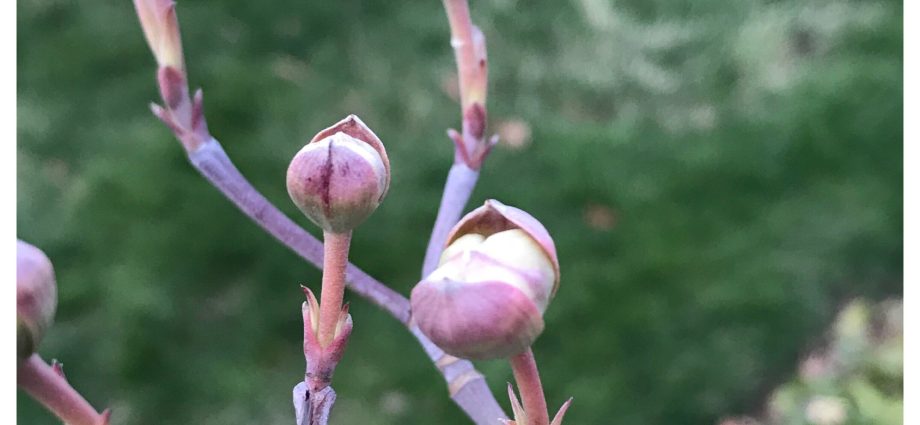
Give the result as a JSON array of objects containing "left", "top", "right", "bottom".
[
  {"left": 411, "top": 200, "right": 560, "bottom": 359},
  {"left": 286, "top": 115, "right": 390, "bottom": 233},
  {"left": 17, "top": 240, "right": 57, "bottom": 360},
  {"left": 133, "top": 0, "right": 185, "bottom": 71}
]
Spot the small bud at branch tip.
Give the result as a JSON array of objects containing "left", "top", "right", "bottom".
[{"left": 133, "top": 0, "right": 185, "bottom": 70}]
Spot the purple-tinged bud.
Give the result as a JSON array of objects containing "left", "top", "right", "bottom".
[
  {"left": 287, "top": 115, "right": 390, "bottom": 233},
  {"left": 411, "top": 200, "right": 560, "bottom": 360},
  {"left": 17, "top": 240, "right": 57, "bottom": 361}
]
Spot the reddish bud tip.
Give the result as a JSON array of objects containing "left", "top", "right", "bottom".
[
  {"left": 464, "top": 103, "right": 487, "bottom": 142},
  {"left": 156, "top": 66, "right": 186, "bottom": 109},
  {"left": 550, "top": 398, "right": 574, "bottom": 425}
]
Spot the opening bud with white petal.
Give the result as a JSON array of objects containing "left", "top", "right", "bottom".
[
  {"left": 17, "top": 240, "right": 58, "bottom": 361},
  {"left": 411, "top": 200, "right": 560, "bottom": 360},
  {"left": 286, "top": 115, "right": 390, "bottom": 233}
]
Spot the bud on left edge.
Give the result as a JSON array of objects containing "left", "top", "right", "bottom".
[{"left": 17, "top": 240, "right": 57, "bottom": 361}]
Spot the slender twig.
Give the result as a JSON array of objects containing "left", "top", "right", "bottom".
[
  {"left": 422, "top": 0, "right": 497, "bottom": 275},
  {"left": 317, "top": 231, "right": 352, "bottom": 347},
  {"left": 18, "top": 355, "right": 110, "bottom": 425},
  {"left": 422, "top": 163, "right": 479, "bottom": 276},
  {"left": 510, "top": 349, "right": 550, "bottom": 425},
  {"left": 187, "top": 139, "right": 506, "bottom": 424}
]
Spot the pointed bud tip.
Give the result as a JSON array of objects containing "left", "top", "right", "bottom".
[
  {"left": 507, "top": 382, "right": 526, "bottom": 423},
  {"left": 550, "top": 398, "right": 574, "bottom": 425}
]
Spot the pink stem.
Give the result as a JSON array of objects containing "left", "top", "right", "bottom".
[
  {"left": 442, "top": 0, "right": 486, "bottom": 110},
  {"left": 510, "top": 349, "right": 550, "bottom": 425},
  {"left": 317, "top": 231, "right": 352, "bottom": 347},
  {"left": 18, "top": 355, "right": 107, "bottom": 425},
  {"left": 422, "top": 163, "right": 479, "bottom": 277}
]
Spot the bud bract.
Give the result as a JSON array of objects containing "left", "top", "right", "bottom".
[
  {"left": 17, "top": 240, "right": 57, "bottom": 360},
  {"left": 411, "top": 200, "right": 559, "bottom": 359},
  {"left": 287, "top": 115, "right": 390, "bottom": 233}
]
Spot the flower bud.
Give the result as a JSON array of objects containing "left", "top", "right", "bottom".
[
  {"left": 287, "top": 115, "right": 390, "bottom": 233},
  {"left": 17, "top": 240, "right": 57, "bottom": 361},
  {"left": 411, "top": 200, "right": 559, "bottom": 359},
  {"left": 133, "top": 0, "right": 185, "bottom": 71}
]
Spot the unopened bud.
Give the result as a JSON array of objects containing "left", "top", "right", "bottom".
[
  {"left": 287, "top": 115, "right": 390, "bottom": 233},
  {"left": 17, "top": 240, "right": 57, "bottom": 361},
  {"left": 411, "top": 200, "right": 559, "bottom": 359},
  {"left": 133, "top": 0, "right": 185, "bottom": 70}
]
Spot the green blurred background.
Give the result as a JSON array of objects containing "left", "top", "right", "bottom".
[{"left": 17, "top": 0, "right": 902, "bottom": 424}]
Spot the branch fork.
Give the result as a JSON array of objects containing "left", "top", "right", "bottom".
[{"left": 131, "top": 0, "right": 514, "bottom": 423}]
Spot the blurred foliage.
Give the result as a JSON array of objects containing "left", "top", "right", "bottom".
[
  {"left": 720, "top": 298, "right": 903, "bottom": 425},
  {"left": 17, "top": 0, "right": 901, "bottom": 424}
]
